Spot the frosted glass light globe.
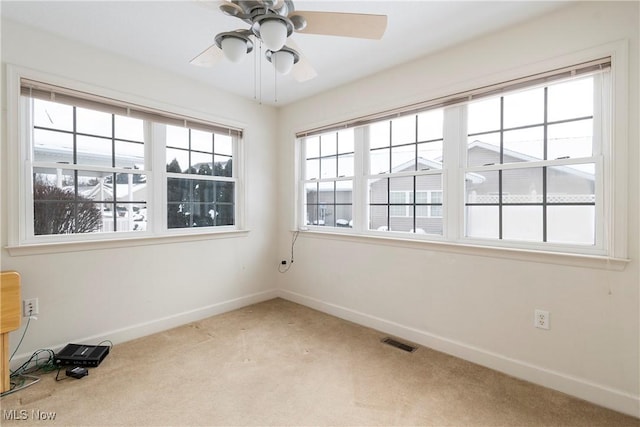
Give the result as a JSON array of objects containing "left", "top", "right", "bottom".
[
  {"left": 272, "top": 50, "right": 295, "bottom": 75},
  {"left": 260, "top": 19, "right": 287, "bottom": 51},
  {"left": 221, "top": 37, "right": 248, "bottom": 63}
]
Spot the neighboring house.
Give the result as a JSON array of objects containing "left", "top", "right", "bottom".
[{"left": 306, "top": 140, "right": 595, "bottom": 241}]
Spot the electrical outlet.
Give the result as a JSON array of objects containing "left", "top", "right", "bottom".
[
  {"left": 534, "top": 309, "right": 549, "bottom": 330},
  {"left": 23, "top": 298, "right": 39, "bottom": 317}
]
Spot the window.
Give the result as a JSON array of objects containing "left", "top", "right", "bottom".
[
  {"left": 298, "top": 58, "right": 613, "bottom": 256},
  {"left": 31, "top": 99, "right": 148, "bottom": 235},
  {"left": 465, "top": 76, "right": 599, "bottom": 245},
  {"left": 165, "top": 125, "right": 235, "bottom": 229},
  {"left": 17, "top": 78, "right": 242, "bottom": 245},
  {"left": 303, "top": 130, "right": 354, "bottom": 227}
]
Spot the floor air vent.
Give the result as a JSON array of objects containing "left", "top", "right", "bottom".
[{"left": 381, "top": 337, "right": 417, "bottom": 353}]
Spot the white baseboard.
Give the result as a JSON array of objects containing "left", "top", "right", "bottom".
[
  {"left": 278, "top": 289, "right": 640, "bottom": 419},
  {"left": 10, "top": 289, "right": 279, "bottom": 370}
]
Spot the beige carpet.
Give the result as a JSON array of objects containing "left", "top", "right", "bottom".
[{"left": 1, "top": 298, "right": 638, "bottom": 426}]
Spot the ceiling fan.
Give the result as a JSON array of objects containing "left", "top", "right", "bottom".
[{"left": 190, "top": 0, "right": 388, "bottom": 82}]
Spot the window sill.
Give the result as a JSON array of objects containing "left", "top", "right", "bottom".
[
  {"left": 6, "top": 229, "right": 250, "bottom": 256},
  {"left": 297, "top": 230, "right": 629, "bottom": 271}
]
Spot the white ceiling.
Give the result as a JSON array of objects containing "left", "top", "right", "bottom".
[{"left": 1, "top": 1, "right": 569, "bottom": 106}]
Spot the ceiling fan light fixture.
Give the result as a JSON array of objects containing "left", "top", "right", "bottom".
[
  {"left": 215, "top": 31, "right": 254, "bottom": 63},
  {"left": 266, "top": 46, "right": 300, "bottom": 75},
  {"left": 273, "top": 50, "right": 294, "bottom": 74},
  {"left": 252, "top": 14, "right": 293, "bottom": 51}
]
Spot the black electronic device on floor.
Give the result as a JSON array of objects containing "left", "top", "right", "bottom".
[{"left": 55, "top": 343, "right": 110, "bottom": 367}]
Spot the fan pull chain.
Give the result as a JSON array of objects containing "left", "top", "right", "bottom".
[
  {"left": 274, "top": 55, "right": 278, "bottom": 103},
  {"left": 258, "top": 40, "right": 263, "bottom": 104},
  {"left": 253, "top": 38, "right": 257, "bottom": 101}
]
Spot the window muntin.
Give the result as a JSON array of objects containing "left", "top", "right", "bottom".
[
  {"left": 297, "top": 61, "right": 611, "bottom": 256},
  {"left": 20, "top": 81, "right": 241, "bottom": 243}
]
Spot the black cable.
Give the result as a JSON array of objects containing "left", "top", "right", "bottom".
[
  {"left": 97, "top": 340, "right": 114, "bottom": 349},
  {"left": 8, "top": 312, "right": 32, "bottom": 362},
  {"left": 278, "top": 230, "right": 300, "bottom": 273}
]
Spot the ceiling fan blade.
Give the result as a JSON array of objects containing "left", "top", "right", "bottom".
[
  {"left": 290, "top": 11, "right": 387, "bottom": 40},
  {"left": 286, "top": 39, "right": 317, "bottom": 82},
  {"left": 291, "top": 56, "right": 318, "bottom": 82},
  {"left": 190, "top": 44, "right": 223, "bottom": 67}
]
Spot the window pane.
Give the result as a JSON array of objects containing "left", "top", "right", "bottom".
[
  {"left": 467, "top": 133, "right": 500, "bottom": 167},
  {"left": 306, "top": 158, "right": 319, "bottom": 180},
  {"left": 468, "top": 97, "right": 500, "bottom": 134},
  {"left": 466, "top": 206, "right": 499, "bottom": 238},
  {"left": 76, "top": 107, "right": 112, "bottom": 137},
  {"left": 391, "top": 145, "right": 415, "bottom": 172},
  {"left": 215, "top": 182, "right": 235, "bottom": 204},
  {"left": 76, "top": 135, "right": 112, "bottom": 167},
  {"left": 305, "top": 204, "right": 318, "bottom": 226},
  {"left": 369, "top": 205, "right": 388, "bottom": 231},
  {"left": 320, "top": 132, "right": 337, "bottom": 156},
  {"left": 215, "top": 134, "right": 233, "bottom": 156},
  {"left": 466, "top": 171, "right": 498, "bottom": 203},
  {"left": 390, "top": 215, "right": 412, "bottom": 232},
  {"left": 33, "top": 99, "right": 73, "bottom": 132},
  {"left": 335, "top": 205, "right": 353, "bottom": 228},
  {"left": 337, "top": 154, "right": 354, "bottom": 177},
  {"left": 415, "top": 216, "right": 443, "bottom": 235},
  {"left": 115, "top": 141, "right": 144, "bottom": 169},
  {"left": 166, "top": 148, "right": 188, "bottom": 173},
  {"left": 215, "top": 203, "right": 234, "bottom": 226},
  {"left": 502, "top": 206, "right": 543, "bottom": 242},
  {"left": 547, "top": 164, "right": 595, "bottom": 203},
  {"left": 547, "top": 119, "right": 593, "bottom": 160},
  {"left": 191, "top": 151, "right": 213, "bottom": 175},
  {"left": 191, "top": 129, "right": 213, "bottom": 153},
  {"left": 214, "top": 155, "right": 233, "bottom": 177},
  {"left": 305, "top": 136, "right": 319, "bottom": 158},
  {"left": 336, "top": 180, "right": 353, "bottom": 204},
  {"left": 416, "top": 175, "right": 442, "bottom": 197},
  {"left": 502, "top": 168, "right": 543, "bottom": 204},
  {"left": 77, "top": 170, "right": 112, "bottom": 202},
  {"left": 503, "top": 126, "right": 544, "bottom": 162},
  {"left": 369, "top": 178, "right": 388, "bottom": 204},
  {"left": 166, "top": 125, "right": 189, "bottom": 149},
  {"left": 114, "top": 203, "right": 146, "bottom": 232},
  {"left": 318, "top": 181, "right": 334, "bottom": 204},
  {"left": 391, "top": 115, "right": 415, "bottom": 146},
  {"left": 503, "top": 87, "right": 544, "bottom": 129},
  {"left": 369, "top": 121, "right": 390, "bottom": 149},
  {"left": 320, "top": 156, "right": 337, "bottom": 179},
  {"left": 370, "top": 148, "right": 390, "bottom": 174},
  {"left": 548, "top": 77, "right": 593, "bottom": 122},
  {"left": 33, "top": 129, "right": 73, "bottom": 163},
  {"left": 114, "top": 115, "right": 144, "bottom": 142},
  {"left": 114, "top": 174, "right": 147, "bottom": 203},
  {"left": 417, "top": 141, "right": 443, "bottom": 168},
  {"left": 305, "top": 182, "right": 318, "bottom": 205},
  {"left": 417, "top": 109, "right": 443, "bottom": 142},
  {"left": 547, "top": 206, "right": 595, "bottom": 245},
  {"left": 337, "top": 129, "right": 354, "bottom": 154}
]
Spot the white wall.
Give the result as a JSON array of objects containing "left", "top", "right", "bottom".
[
  {"left": 277, "top": 1, "right": 639, "bottom": 417},
  {"left": 1, "top": 20, "right": 280, "bottom": 357}
]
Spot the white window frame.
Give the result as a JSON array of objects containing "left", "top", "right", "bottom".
[
  {"left": 6, "top": 65, "right": 247, "bottom": 255},
  {"left": 294, "top": 42, "right": 630, "bottom": 268}
]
